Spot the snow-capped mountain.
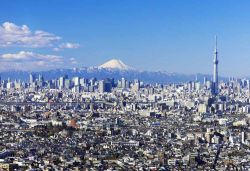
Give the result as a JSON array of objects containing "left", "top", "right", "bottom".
[
  {"left": 98, "top": 59, "right": 134, "bottom": 70},
  {"left": 0, "top": 58, "right": 222, "bottom": 84}
]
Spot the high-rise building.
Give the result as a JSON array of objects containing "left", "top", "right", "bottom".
[
  {"left": 38, "top": 74, "right": 44, "bottom": 87},
  {"left": 59, "top": 76, "right": 65, "bottom": 89},
  {"left": 121, "top": 78, "right": 127, "bottom": 89},
  {"left": 73, "top": 77, "right": 80, "bottom": 86},
  {"left": 121, "top": 77, "right": 130, "bottom": 89},
  {"left": 65, "top": 79, "right": 72, "bottom": 89},
  {"left": 99, "top": 80, "right": 105, "bottom": 93},
  {"left": 132, "top": 80, "right": 140, "bottom": 92},
  {"left": 203, "top": 77, "right": 207, "bottom": 85},
  {"left": 99, "top": 80, "right": 112, "bottom": 93},
  {"left": 212, "top": 36, "right": 219, "bottom": 95},
  {"left": 29, "top": 73, "right": 35, "bottom": 84},
  {"left": 38, "top": 74, "right": 44, "bottom": 82},
  {"left": 90, "top": 78, "right": 96, "bottom": 86}
]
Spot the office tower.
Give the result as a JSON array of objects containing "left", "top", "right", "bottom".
[
  {"left": 195, "top": 82, "right": 201, "bottom": 90},
  {"left": 117, "top": 80, "right": 122, "bottom": 88},
  {"left": 29, "top": 73, "right": 35, "bottom": 84},
  {"left": 187, "top": 82, "right": 192, "bottom": 91},
  {"left": 105, "top": 81, "right": 112, "bottom": 92},
  {"left": 38, "top": 74, "right": 44, "bottom": 83},
  {"left": 90, "top": 78, "right": 96, "bottom": 86},
  {"left": 121, "top": 78, "right": 126, "bottom": 88},
  {"left": 80, "top": 78, "right": 87, "bottom": 86},
  {"left": 65, "top": 79, "right": 72, "bottom": 89},
  {"left": 38, "top": 74, "right": 41, "bottom": 82},
  {"left": 1, "top": 80, "right": 7, "bottom": 88},
  {"left": 47, "top": 80, "right": 53, "bottom": 89},
  {"left": 203, "top": 77, "right": 207, "bottom": 85},
  {"left": 206, "top": 80, "right": 212, "bottom": 90},
  {"left": 99, "top": 80, "right": 105, "bottom": 93},
  {"left": 247, "top": 80, "right": 250, "bottom": 91},
  {"left": 99, "top": 80, "right": 112, "bottom": 93},
  {"left": 126, "top": 80, "right": 130, "bottom": 88},
  {"left": 212, "top": 36, "right": 219, "bottom": 95},
  {"left": 191, "top": 82, "right": 195, "bottom": 90},
  {"left": 73, "top": 77, "right": 80, "bottom": 86},
  {"left": 121, "top": 77, "right": 130, "bottom": 89},
  {"left": 37, "top": 74, "right": 44, "bottom": 87},
  {"left": 14, "top": 80, "right": 21, "bottom": 89},
  {"left": 6, "top": 81, "right": 13, "bottom": 89},
  {"left": 132, "top": 80, "right": 140, "bottom": 92},
  {"left": 59, "top": 76, "right": 65, "bottom": 89}
]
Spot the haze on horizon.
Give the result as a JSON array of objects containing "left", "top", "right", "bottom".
[{"left": 0, "top": 0, "right": 250, "bottom": 77}]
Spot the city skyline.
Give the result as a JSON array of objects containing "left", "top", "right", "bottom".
[
  {"left": 1, "top": 1, "right": 250, "bottom": 170},
  {"left": 1, "top": 1, "right": 250, "bottom": 77}
]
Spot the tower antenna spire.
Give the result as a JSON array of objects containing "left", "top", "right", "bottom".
[
  {"left": 215, "top": 35, "right": 218, "bottom": 52},
  {"left": 212, "top": 35, "right": 219, "bottom": 96}
]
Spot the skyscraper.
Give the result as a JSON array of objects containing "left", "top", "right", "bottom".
[
  {"left": 99, "top": 80, "right": 112, "bottom": 93},
  {"left": 212, "top": 36, "right": 219, "bottom": 95},
  {"left": 29, "top": 73, "right": 35, "bottom": 84},
  {"left": 121, "top": 78, "right": 127, "bottom": 89},
  {"left": 59, "top": 76, "right": 65, "bottom": 89}
]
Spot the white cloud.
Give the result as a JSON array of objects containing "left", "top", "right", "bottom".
[
  {"left": 0, "top": 51, "right": 63, "bottom": 62},
  {"left": 0, "top": 51, "right": 64, "bottom": 71},
  {"left": 0, "top": 22, "right": 61, "bottom": 47},
  {"left": 53, "top": 42, "right": 80, "bottom": 51},
  {"left": 60, "top": 42, "right": 80, "bottom": 49},
  {"left": 0, "top": 22, "right": 80, "bottom": 70}
]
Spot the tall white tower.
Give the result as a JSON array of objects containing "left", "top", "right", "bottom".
[{"left": 212, "top": 36, "right": 219, "bottom": 95}]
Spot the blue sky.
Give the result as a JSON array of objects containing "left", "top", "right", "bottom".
[{"left": 0, "top": 0, "right": 250, "bottom": 76}]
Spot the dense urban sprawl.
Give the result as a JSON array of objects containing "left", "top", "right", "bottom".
[{"left": 0, "top": 74, "right": 250, "bottom": 170}]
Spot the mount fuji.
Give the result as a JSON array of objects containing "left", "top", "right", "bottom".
[{"left": 98, "top": 59, "right": 134, "bottom": 70}]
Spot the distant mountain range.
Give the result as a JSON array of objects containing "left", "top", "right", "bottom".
[{"left": 0, "top": 59, "right": 222, "bottom": 84}]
